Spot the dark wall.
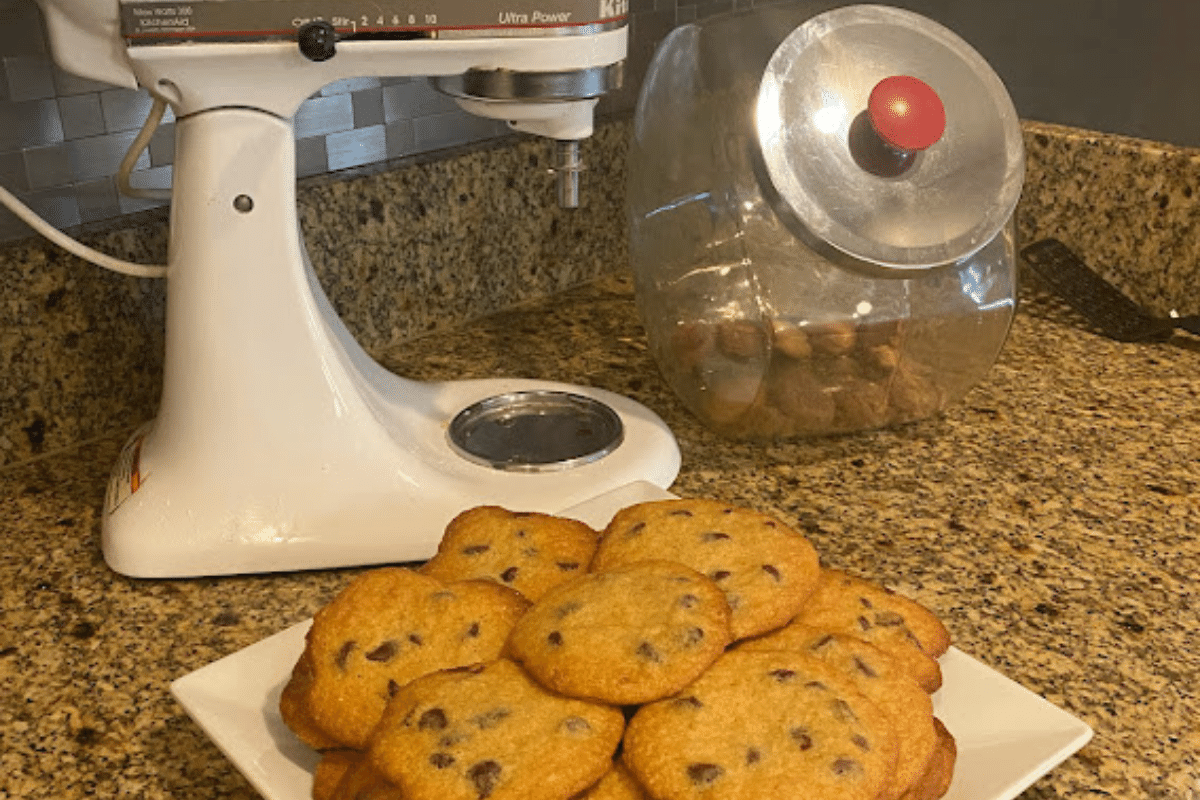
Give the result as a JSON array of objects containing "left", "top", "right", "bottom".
[{"left": 893, "top": 0, "right": 1199, "bottom": 147}]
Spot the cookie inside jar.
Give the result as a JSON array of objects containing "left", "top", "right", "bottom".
[{"left": 658, "top": 306, "right": 1007, "bottom": 441}]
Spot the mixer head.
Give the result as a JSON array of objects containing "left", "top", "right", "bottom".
[{"left": 36, "top": 0, "right": 630, "bottom": 205}]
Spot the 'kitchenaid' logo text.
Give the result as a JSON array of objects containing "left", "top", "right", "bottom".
[{"left": 600, "top": 0, "right": 628, "bottom": 17}]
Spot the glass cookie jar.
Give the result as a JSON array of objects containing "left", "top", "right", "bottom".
[{"left": 628, "top": 3, "right": 1025, "bottom": 440}]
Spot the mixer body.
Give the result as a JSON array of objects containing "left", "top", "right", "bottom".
[{"left": 34, "top": 0, "right": 679, "bottom": 577}]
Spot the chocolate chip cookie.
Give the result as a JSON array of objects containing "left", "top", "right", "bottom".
[
  {"left": 790, "top": 569, "right": 951, "bottom": 692},
  {"left": 898, "top": 718, "right": 956, "bottom": 800},
  {"left": 623, "top": 649, "right": 899, "bottom": 800},
  {"left": 421, "top": 506, "right": 599, "bottom": 602},
  {"left": 314, "top": 750, "right": 406, "bottom": 800},
  {"left": 575, "top": 760, "right": 651, "bottom": 800},
  {"left": 738, "top": 624, "right": 938, "bottom": 800},
  {"left": 300, "top": 568, "right": 530, "bottom": 749},
  {"left": 279, "top": 649, "right": 343, "bottom": 751},
  {"left": 368, "top": 659, "right": 625, "bottom": 800},
  {"left": 506, "top": 560, "right": 733, "bottom": 704},
  {"left": 312, "top": 749, "right": 360, "bottom": 800},
  {"left": 591, "top": 498, "right": 820, "bottom": 639}
]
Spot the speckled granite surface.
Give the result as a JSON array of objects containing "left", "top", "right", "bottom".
[
  {"left": 5, "top": 119, "right": 1200, "bottom": 470},
  {"left": 3, "top": 116, "right": 1200, "bottom": 471},
  {"left": 1018, "top": 120, "right": 1200, "bottom": 318},
  {"left": 1, "top": 273, "right": 1198, "bottom": 799}
]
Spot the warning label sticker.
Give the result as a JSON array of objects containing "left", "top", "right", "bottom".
[{"left": 105, "top": 422, "right": 152, "bottom": 516}]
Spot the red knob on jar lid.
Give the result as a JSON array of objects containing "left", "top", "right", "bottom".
[{"left": 868, "top": 75, "right": 946, "bottom": 152}]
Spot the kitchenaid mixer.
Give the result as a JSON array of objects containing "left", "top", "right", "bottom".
[{"left": 32, "top": 0, "right": 680, "bottom": 578}]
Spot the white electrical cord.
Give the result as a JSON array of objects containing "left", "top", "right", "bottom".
[
  {"left": 0, "top": 97, "right": 170, "bottom": 279},
  {"left": 117, "top": 96, "right": 173, "bottom": 202}
]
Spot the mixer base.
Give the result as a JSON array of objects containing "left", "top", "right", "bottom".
[
  {"left": 102, "top": 376, "right": 679, "bottom": 578},
  {"left": 96, "top": 106, "right": 679, "bottom": 579}
]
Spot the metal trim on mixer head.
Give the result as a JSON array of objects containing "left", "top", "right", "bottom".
[
  {"left": 433, "top": 62, "right": 624, "bottom": 101},
  {"left": 434, "top": 20, "right": 628, "bottom": 40}
]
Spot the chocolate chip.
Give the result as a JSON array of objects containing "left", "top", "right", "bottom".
[
  {"left": 430, "top": 752, "right": 455, "bottom": 768},
  {"left": 472, "top": 708, "right": 511, "bottom": 729},
  {"left": 851, "top": 733, "right": 871, "bottom": 751},
  {"left": 409, "top": 633, "right": 424, "bottom": 646},
  {"left": 521, "top": 547, "right": 539, "bottom": 557},
  {"left": 669, "top": 510, "right": 695, "bottom": 517},
  {"left": 682, "top": 627, "right": 705, "bottom": 646},
  {"left": 556, "top": 561, "right": 580, "bottom": 571},
  {"left": 857, "top": 615, "right": 872, "bottom": 631},
  {"left": 335, "top": 641, "right": 356, "bottom": 669},
  {"left": 761, "top": 564, "right": 781, "bottom": 581},
  {"left": 555, "top": 601, "right": 583, "bottom": 619},
  {"left": 874, "top": 611, "right": 905, "bottom": 626},
  {"left": 465, "top": 622, "right": 481, "bottom": 638},
  {"left": 700, "top": 532, "right": 730, "bottom": 541},
  {"left": 830, "top": 698, "right": 857, "bottom": 722},
  {"left": 418, "top": 708, "right": 449, "bottom": 730},
  {"left": 809, "top": 634, "right": 835, "bottom": 651},
  {"left": 548, "top": 631, "right": 563, "bottom": 646},
  {"left": 831, "top": 758, "right": 863, "bottom": 777},
  {"left": 636, "top": 641, "right": 662, "bottom": 662},
  {"left": 626, "top": 522, "right": 646, "bottom": 537},
  {"left": 560, "top": 716, "right": 591, "bottom": 733},
  {"left": 499, "top": 566, "right": 519, "bottom": 583},
  {"left": 463, "top": 544, "right": 490, "bottom": 555},
  {"left": 709, "top": 570, "right": 732, "bottom": 582},
  {"left": 791, "top": 728, "right": 813, "bottom": 750},
  {"left": 852, "top": 656, "right": 877, "bottom": 678},
  {"left": 745, "top": 748, "right": 761, "bottom": 765},
  {"left": 768, "top": 668, "right": 796, "bottom": 682},
  {"left": 805, "top": 680, "right": 828, "bottom": 691},
  {"left": 467, "top": 760, "right": 502, "bottom": 798},
  {"left": 514, "top": 528, "right": 528, "bottom": 538},
  {"left": 686, "top": 763, "right": 723, "bottom": 786},
  {"left": 678, "top": 593, "right": 699, "bottom": 609},
  {"left": 365, "top": 641, "right": 398, "bottom": 662},
  {"left": 387, "top": 679, "right": 400, "bottom": 697},
  {"left": 859, "top": 596, "right": 873, "bottom": 609}
]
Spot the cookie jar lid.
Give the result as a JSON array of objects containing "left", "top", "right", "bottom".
[{"left": 755, "top": 4, "right": 1025, "bottom": 271}]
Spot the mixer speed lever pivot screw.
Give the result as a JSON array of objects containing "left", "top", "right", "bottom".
[{"left": 298, "top": 20, "right": 337, "bottom": 62}]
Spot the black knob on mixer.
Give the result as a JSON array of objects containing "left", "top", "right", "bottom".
[{"left": 298, "top": 20, "right": 337, "bottom": 62}]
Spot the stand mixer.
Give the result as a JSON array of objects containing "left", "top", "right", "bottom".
[{"left": 34, "top": 0, "right": 680, "bottom": 578}]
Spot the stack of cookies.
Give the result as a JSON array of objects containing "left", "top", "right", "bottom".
[{"left": 281, "top": 500, "right": 956, "bottom": 800}]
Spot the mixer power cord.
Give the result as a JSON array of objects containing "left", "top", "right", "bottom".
[{"left": 0, "top": 96, "right": 171, "bottom": 279}]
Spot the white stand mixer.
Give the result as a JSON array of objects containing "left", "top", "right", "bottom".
[{"left": 35, "top": 0, "right": 679, "bottom": 578}]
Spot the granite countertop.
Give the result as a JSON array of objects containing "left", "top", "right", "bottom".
[{"left": 2, "top": 272, "right": 1198, "bottom": 799}]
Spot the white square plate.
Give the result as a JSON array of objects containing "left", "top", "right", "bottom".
[{"left": 172, "top": 482, "right": 1093, "bottom": 800}]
